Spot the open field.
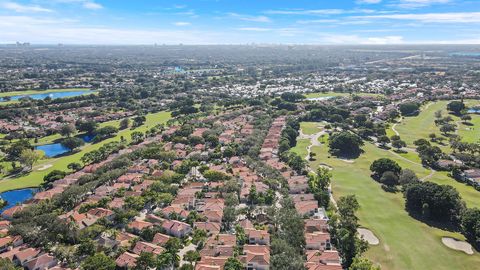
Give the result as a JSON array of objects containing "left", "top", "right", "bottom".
[
  {"left": 305, "top": 92, "right": 383, "bottom": 99},
  {"left": 0, "top": 111, "right": 171, "bottom": 192},
  {"left": 308, "top": 142, "right": 480, "bottom": 270},
  {"left": 391, "top": 100, "right": 480, "bottom": 149},
  {"left": 289, "top": 139, "right": 310, "bottom": 159},
  {"left": 457, "top": 114, "right": 480, "bottom": 143},
  {"left": 300, "top": 122, "right": 323, "bottom": 135}
]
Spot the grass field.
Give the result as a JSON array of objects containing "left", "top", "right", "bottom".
[
  {"left": 457, "top": 114, "right": 480, "bottom": 143},
  {"left": 290, "top": 139, "right": 310, "bottom": 159},
  {"left": 392, "top": 100, "right": 480, "bottom": 149},
  {"left": 308, "top": 142, "right": 480, "bottom": 270},
  {"left": 305, "top": 92, "right": 383, "bottom": 99},
  {"left": 300, "top": 122, "right": 323, "bottom": 135},
  {"left": 0, "top": 111, "right": 171, "bottom": 192}
]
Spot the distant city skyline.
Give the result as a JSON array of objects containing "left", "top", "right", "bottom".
[{"left": 1, "top": 0, "right": 480, "bottom": 44}]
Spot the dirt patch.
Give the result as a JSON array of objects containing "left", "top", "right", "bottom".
[
  {"left": 36, "top": 164, "right": 52, "bottom": 171},
  {"left": 358, "top": 228, "right": 380, "bottom": 245},
  {"left": 441, "top": 237, "right": 474, "bottom": 255}
]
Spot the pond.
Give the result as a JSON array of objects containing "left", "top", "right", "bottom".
[
  {"left": 0, "top": 90, "right": 91, "bottom": 102},
  {"left": 0, "top": 188, "right": 38, "bottom": 213},
  {"left": 468, "top": 109, "right": 480, "bottom": 114},
  {"left": 35, "top": 133, "right": 93, "bottom": 157},
  {"left": 35, "top": 143, "right": 71, "bottom": 157}
]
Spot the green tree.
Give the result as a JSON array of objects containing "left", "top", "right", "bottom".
[
  {"left": 120, "top": 118, "right": 131, "bottom": 130},
  {"left": 19, "top": 149, "right": 41, "bottom": 170},
  {"left": 377, "top": 135, "right": 390, "bottom": 147},
  {"left": 60, "top": 124, "right": 77, "bottom": 137},
  {"left": 224, "top": 257, "right": 244, "bottom": 270},
  {"left": 183, "top": 250, "right": 200, "bottom": 266},
  {"left": 370, "top": 158, "right": 401, "bottom": 177},
  {"left": 447, "top": 101, "right": 465, "bottom": 115},
  {"left": 134, "top": 252, "right": 156, "bottom": 270},
  {"left": 460, "top": 208, "right": 480, "bottom": 248},
  {"left": 379, "top": 171, "right": 399, "bottom": 186},
  {"left": 0, "top": 258, "right": 21, "bottom": 270},
  {"left": 131, "top": 131, "right": 145, "bottom": 144},
  {"left": 67, "top": 162, "right": 82, "bottom": 171},
  {"left": 399, "top": 169, "right": 419, "bottom": 185},
  {"left": 61, "top": 137, "right": 85, "bottom": 150},
  {"left": 399, "top": 102, "right": 419, "bottom": 116},
  {"left": 328, "top": 131, "right": 364, "bottom": 157},
  {"left": 81, "top": 253, "right": 116, "bottom": 270},
  {"left": 350, "top": 257, "right": 381, "bottom": 270},
  {"left": 391, "top": 139, "right": 406, "bottom": 151},
  {"left": 332, "top": 195, "right": 368, "bottom": 268}
]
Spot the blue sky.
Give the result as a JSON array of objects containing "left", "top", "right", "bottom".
[{"left": 1, "top": 0, "right": 480, "bottom": 44}]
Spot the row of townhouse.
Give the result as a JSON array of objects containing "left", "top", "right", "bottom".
[{"left": 261, "top": 116, "right": 342, "bottom": 270}]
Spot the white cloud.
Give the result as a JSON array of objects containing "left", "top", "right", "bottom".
[
  {"left": 173, "top": 22, "right": 191, "bottom": 26},
  {"left": 47, "top": 0, "right": 103, "bottom": 10},
  {"left": 320, "top": 34, "right": 404, "bottom": 44},
  {"left": 265, "top": 8, "right": 375, "bottom": 16},
  {"left": 357, "top": 0, "right": 382, "bottom": 4},
  {"left": 82, "top": 1, "right": 102, "bottom": 10},
  {"left": 1, "top": 2, "right": 52, "bottom": 13},
  {"left": 358, "top": 12, "right": 480, "bottom": 23},
  {"left": 227, "top": 13, "right": 271, "bottom": 23},
  {"left": 395, "top": 0, "right": 451, "bottom": 8},
  {"left": 236, "top": 27, "right": 272, "bottom": 32}
]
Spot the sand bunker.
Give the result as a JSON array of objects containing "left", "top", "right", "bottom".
[
  {"left": 358, "top": 228, "right": 379, "bottom": 245},
  {"left": 37, "top": 164, "right": 52, "bottom": 171},
  {"left": 441, "top": 237, "right": 474, "bottom": 255}
]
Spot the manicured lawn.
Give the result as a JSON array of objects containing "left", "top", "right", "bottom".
[
  {"left": 309, "top": 142, "right": 480, "bottom": 270},
  {"left": 392, "top": 101, "right": 450, "bottom": 150},
  {"left": 457, "top": 114, "right": 480, "bottom": 143},
  {"left": 289, "top": 139, "right": 310, "bottom": 159},
  {"left": 392, "top": 100, "right": 480, "bottom": 149},
  {"left": 300, "top": 122, "right": 323, "bottom": 135},
  {"left": 0, "top": 111, "right": 171, "bottom": 192}
]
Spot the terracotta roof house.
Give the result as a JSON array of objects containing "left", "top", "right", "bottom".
[
  {"left": 132, "top": 241, "right": 165, "bottom": 255},
  {"left": 127, "top": 220, "right": 154, "bottom": 233},
  {"left": 196, "top": 256, "right": 229, "bottom": 270},
  {"left": 108, "top": 197, "right": 125, "bottom": 209},
  {"left": 13, "top": 248, "right": 41, "bottom": 266},
  {"left": 245, "top": 228, "right": 270, "bottom": 245},
  {"left": 162, "top": 220, "right": 192, "bottom": 238},
  {"left": 2, "top": 206, "right": 24, "bottom": 220},
  {"left": 116, "top": 232, "right": 138, "bottom": 248},
  {"left": 305, "top": 232, "right": 331, "bottom": 251},
  {"left": 152, "top": 233, "right": 171, "bottom": 246},
  {"left": 0, "top": 236, "right": 13, "bottom": 253},
  {"left": 305, "top": 219, "right": 329, "bottom": 233},
  {"left": 295, "top": 200, "right": 319, "bottom": 216},
  {"left": 87, "top": 207, "right": 114, "bottom": 220},
  {"left": 24, "top": 253, "right": 57, "bottom": 270},
  {"left": 194, "top": 222, "right": 221, "bottom": 235},
  {"left": 241, "top": 245, "right": 270, "bottom": 270},
  {"left": 116, "top": 252, "right": 139, "bottom": 269}
]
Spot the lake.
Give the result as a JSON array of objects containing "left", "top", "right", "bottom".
[
  {"left": 0, "top": 188, "right": 37, "bottom": 213},
  {"left": 0, "top": 90, "right": 91, "bottom": 102},
  {"left": 35, "top": 133, "right": 93, "bottom": 157},
  {"left": 35, "top": 143, "right": 71, "bottom": 157},
  {"left": 468, "top": 109, "right": 480, "bottom": 114}
]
